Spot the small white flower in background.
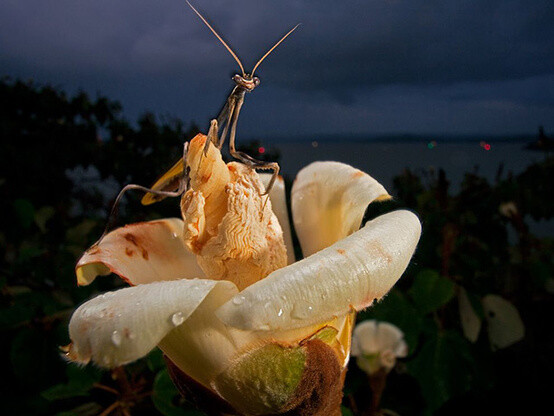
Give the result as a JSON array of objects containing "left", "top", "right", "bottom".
[{"left": 351, "top": 320, "right": 408, "bottom": 374}]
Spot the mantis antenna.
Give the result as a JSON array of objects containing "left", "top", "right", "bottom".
[
  {"left": 252, "top": 24, "right": 301, "bottom": 76},
  {"left": 186, "top": 1, "right": 246, "bottom": 76}
]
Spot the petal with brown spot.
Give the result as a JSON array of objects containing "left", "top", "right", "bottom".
[{"left": 76, "top": 218, "right": 204, "bottom": 286}]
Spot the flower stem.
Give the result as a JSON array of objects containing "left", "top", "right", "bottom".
[{"left": 367, "top": 369, "right": 387, "bottom": 416}]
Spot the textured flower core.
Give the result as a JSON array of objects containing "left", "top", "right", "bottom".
[{"left": 181, "top": 135, "right": 287, "bottom": 290}]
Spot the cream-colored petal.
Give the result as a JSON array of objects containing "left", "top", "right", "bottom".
[
  {"left": 291, "top": 161, "right": 390, "bottom": 257},
  {"left": 259, "top": 174, "right": 295, "bottom": 265},
  {"left": 458, "top": 288, "right": 481, "bottom": 343},
  {"left": 158, "top": 283, "right": 257, "bottom": 388},
  {"left": 375, "top": 322, "right": 405, "bottom": 352},
  {"left": 393, "top": 339, "right": 408, "bottom": 358},
  {"left": 76, "top": 218, "right": 204, "bottom": 286},
  {"left": 482, "top": 295, "right": 525, "bottom": 350},
  {"left": 66, "top": 279, "right": 238, "bottom": 368},
  {"left": 217, "top": 210, "right": 421, "bottom": 331},
  {"left": 351, "top": 320, "right": 378, "bottom": 356}
]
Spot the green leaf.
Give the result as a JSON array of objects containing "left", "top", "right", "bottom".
[
  {"left": 13, "top": 198, "right": 35, "bottom": 229},
  {"left": 407, "top": 330, "right": 475, "bottom": 414},
  {"left": 147, "top": 348, "right": 166, "bottom": 372},
  {"left": 35, "top": 205, "right": 56, "bottom": 232},
  {"left": 341, "top": 405, "right": 354, "bottom": 416},
  {"left": 408, "top": 269, "right": 455, "bottom": 314},
  {"left": 152, "top": 369, "right": 192, "bottom": 416},
  {"left": 65, "top": 219, "right": 98, "bottom": 245},
  {"left": 42, "top": 365, "right": 102, "bottom": 401}
]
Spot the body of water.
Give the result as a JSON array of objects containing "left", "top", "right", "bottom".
[
  {"left": 260, "top": 139, "right": 552, "bottom": 237},
  {"left": 267, "top": 140, "right": 544, "bottom": 192}
]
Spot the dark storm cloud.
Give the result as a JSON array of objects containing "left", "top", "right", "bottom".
[
  {"left": 262, "top": 0, "right": 554, "bottom": 93},
  {"left": 1, "top": 0, "right": 553, "bottom": 135}
]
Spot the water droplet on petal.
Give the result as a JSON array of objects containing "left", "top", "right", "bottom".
[
  {"left": 291, "top": 300, "right": 314, "bottom": 320},
  {"left": 111, "top": 330, "right": 122, "bottom": 346},
  {"left": 232, "top": 295, "right": 245, "bottom": 305},
  {"left": 171, "top": 312, "right": 184, "bottom": 326}
]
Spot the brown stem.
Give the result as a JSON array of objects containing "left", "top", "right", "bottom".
[
  {"left": 93, "top": 383, "right": 120, "bottom": 395},
  {"left": 98, "top": 401, "right": 120, "bottom": 416},
  {"left": 348, "top": 393, "right": 359, "bottom": 415},
  {"left": 112, "top": 367, "right": 133, "bottom": 398},
  {"left": 367, "top": 369, "right": 388, "bottom": 416}
]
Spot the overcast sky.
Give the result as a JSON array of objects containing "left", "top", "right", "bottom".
[{"left": 1, "top": 0, "right": 553, "bottom": 138}]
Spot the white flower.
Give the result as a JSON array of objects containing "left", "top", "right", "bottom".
[
  {"left": 351, "top": 320, "right": 408, "bottom": 374},
  {"left": 65, "top": 134, "right": 421, "bottom": 415}
]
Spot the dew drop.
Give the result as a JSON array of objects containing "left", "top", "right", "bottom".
[
  {"left": 277, "top": 308, "right": 284, "bottom": 317},
  {"left": 291, "top": 300, "right": 314, "bottom": 320},
  {"left": 232, "top": 295, "right": 246, "bottom": 305},
  {"left": 111, "top": 330, "right": 122, "bottom": 346},
  {"left": 171, "top": 312, "right": 184, "bottom": 326}
]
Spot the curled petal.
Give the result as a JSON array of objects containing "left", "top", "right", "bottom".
[
  {"left": 66, "top": 279, "right": 238, "bottom": 368},
  {"left": 76, "top": 218, "right": 204, "bottom": 286},
  {"left": 292, "top": 161, "right": 390, "bottom": 257},
  {"left": 259, "top": 173, "right": 295, "bottom": 265},
  {"left": 217, "top": 210, "right": 421, "bottom": 331}
]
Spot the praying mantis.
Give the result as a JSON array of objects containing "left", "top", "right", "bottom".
[
  {"left": 97, "top": 2, "right": 299, "bottom": 242},
  {"left": 140, "top": 1, "right": 299, "bottom": 205}
]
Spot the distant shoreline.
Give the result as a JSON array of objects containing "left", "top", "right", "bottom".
[{"left": 252, "top": 134, "right": 536, "bottom": 144}]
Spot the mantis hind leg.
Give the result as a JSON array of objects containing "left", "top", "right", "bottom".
[
  {"left": 227, "top": 100, "right": 280, "bottom": 195},
  {"left": 97, "top": 143, "right": 190, "bottom": 244}
]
